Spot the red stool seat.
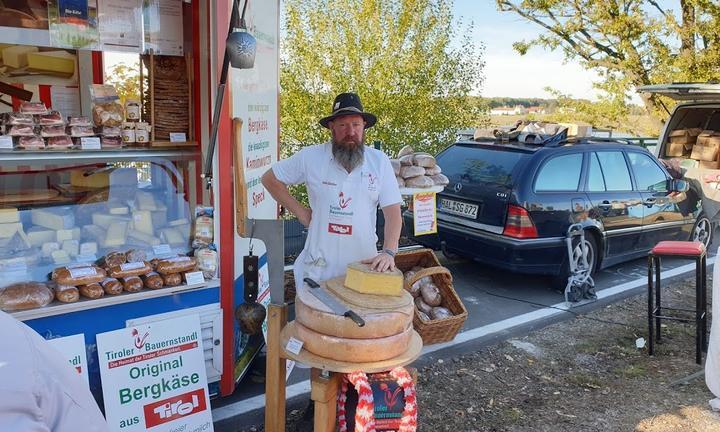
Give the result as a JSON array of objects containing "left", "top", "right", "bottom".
[{"left": 651, "top": 241, "right": 705, "bottom": 257}]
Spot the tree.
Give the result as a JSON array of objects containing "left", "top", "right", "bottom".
[
  {"left": 496, "top": 0, "right": 720, "bottom": 122},
  {"left": 104, "top": 61, "right": 141, "bottom": 106},
  {"left": 281, "top": 0, "right": 486, "bottom": 160}
]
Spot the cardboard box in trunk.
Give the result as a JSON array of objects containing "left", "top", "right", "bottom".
[
  {"left": 699, "top": 160, "right": 719, "bottom": 169},
  {"left": 666, "top": 142, "right": 688, "bottom": 157},
  {"left": 669, "top": 128, "right": 702, "bottom": 145},
  {"left": 691, "top": 141, "right": 720, "bottom": 161},
  {"left": 696, "top": 130, "right": 720, "bottom": 145}
]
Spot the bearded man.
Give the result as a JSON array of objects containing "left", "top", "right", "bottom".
[{"left": 262, "top": 92, "right": 402, "bottom": 289}]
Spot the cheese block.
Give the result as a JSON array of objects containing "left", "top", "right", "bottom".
[
  {"left": 31, "top": 208, "right": 74, "bottom": 230},
  {"left": 92, "top": 213, "right": 130, "bottom": 230},
  {"left": 27, "top": 226, "right": 55, "bottom": 247},
  {"left": 0, "top": 222, "right": 22, "bottom": 238},
  {"left": 2, "top": 45, "right": 39, "bottom": 68},
  {"left": 51, "top": 250, "right": 71, "bottom": 265},
  {"left": 70, "top": 170, "right": 109, "bottom": 188},
  {"left": 344, "top": 262, "right": 404, "bottom": 296},
  {"left": 0, "top": 43, "right": 14, "bottom": 61},
  {"left": 160, "top": 227, "right": 187, "bottom": 245},
  {"left": 128, "top": 229, "right": 161, "bottom": 246},
  {"left": 62, "top": 240, "right": 80, "bottom": 257},
  {"left": 108, "top": 202, "right": 129, "bottom": 215},
  {"left": 103, "top": 221, "right": 129, "bottom": 247},
  {"left": 42, "top": 242, "right": 60, "bottom": 257},
  {"left": 0, "top": 208, "right": 19, "bottom": 224},
  {"left": 295, "top": 284, "right": 413, "bottom": 339},
  {"left": 136, "top": 191, "right": 157, "bottom": 211},
  {"left": 82, "top": 224, "right": 106, "bottom": 243},
  {"left": 293, "top": 321, "right": 413, "bottom": 363},
  {"left": 56, "top": 227, "right": 80, "bottom": 242},
  {"left": 26, "top": 50, "right": 76, "bottom": 75},
  {"left": 132, "top": 210, "right": 154, "bottom": 235},
  {"left": 168, "top": 218, "right": 189, "bottom": 227},
  {"left": 79, "top": 242, "right": 98, "bottom": 256}
]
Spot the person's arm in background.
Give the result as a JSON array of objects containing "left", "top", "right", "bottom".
[{"left": 261, "top": 170, "right": 311, "bottom": 227}]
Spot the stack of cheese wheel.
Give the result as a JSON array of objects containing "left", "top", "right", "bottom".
[{"left": 294, "top": 263, "right": 415, "bottom": 363}]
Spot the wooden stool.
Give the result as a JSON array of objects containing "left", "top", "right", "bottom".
[{"left": 648, "top": 240, "right": 707, "bottom": 364}]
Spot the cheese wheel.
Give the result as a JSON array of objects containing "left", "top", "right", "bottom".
[
  {"left": 293, "top": 321, "right": 413, "bottom": 363},
  {"left": 295, "top": 285, "right": 413, "bottom": 339}
]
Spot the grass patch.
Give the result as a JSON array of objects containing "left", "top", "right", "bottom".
[
  {"left": 567, "top": 373, "right": 604, "bottom": 389},
  {"left": 614, "top": 364, "right": 647, "bottom": 379}
]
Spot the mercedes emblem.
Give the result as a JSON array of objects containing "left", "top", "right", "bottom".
[{"left": 453, "top": 183, "right": 463, "bottom": 193}]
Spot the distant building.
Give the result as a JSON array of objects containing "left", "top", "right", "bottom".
[
  {"left": 490, "top": 105, "right": 527, "bottom": 116},
  {"left": 527, "top": 106, "right": 546, "bottom": 115}
]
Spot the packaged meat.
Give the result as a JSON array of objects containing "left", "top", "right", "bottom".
[
  {"left": 100, "top": 277, "right": 123, "bottom": 295},
  {"left": 122, "top": 276, "right": 143, "bottom": 292},
  {"left": 101, "top": 136, "right": 123, "bottom": 148},
  {"left": 19, "top": 101, "right": 48, "bottom": 115},
  {"left": 79, "top": 283, "right": 104, "bottom": 299},
  {"left": 196, "top": 248, "right": 218, "bottom": 279},
  {"left": 52, "top": 265, "right": 107, "bottom": 286},
  {"left": 46, "top": 136, "right": 74, "bottom": 149},
  {"left": 162, "top": 273, "right": 182, "bottom": 287},
  {"left": 68, "top": 116, "right": 93, "bottom": 127},
  {"left": 38, "top": 111, "right": 64, "bottom": 126},
  {"left": 142, "top": 271, "right": 164, "bottom": 289},
  {"left": 7, "top": 125, "right": 37, "bottom": 137},
  {"left": 101, "top": 126, "right": 121, "bottom": 137},
  {"left": 15, "top": 136, "right": 45, "bottom": 149},
  {"left": 40, "top": 125, "right": 67, "bottom": 137},
  {"left": 155, "top": 256, "right": 197, "bottom": 275},
  {"left": 51, "top": 283, "right": 80, "bottom": 303},
  {"left": 0, "top": 282, "right": 54, "bottom": 311},
  {"left": 107, "top": 261, "right": 152, "bottom": 278},
  {"left": 92, "top": 103, "right": 124, "bottom": 127},
  {"left": 4, "top": 112, "right": 35, "bottom": 125},
  {"left": 68, "top": 126, "right": 95, "bottom": 137}
]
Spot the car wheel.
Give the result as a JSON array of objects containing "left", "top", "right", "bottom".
[
  {"left": 691, "top": 213, "right": 713, "bottom": 248},
  {"left": 554, "top": 232, "right": 598, "bottom": 287}
]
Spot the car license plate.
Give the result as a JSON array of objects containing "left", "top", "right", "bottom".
[{"left": 438, "top": 198, "right": 479, "bottom": 218}]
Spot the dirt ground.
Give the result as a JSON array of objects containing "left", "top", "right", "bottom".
[{"left": 240, "top": 274, "right": 720, "bottom": 432}]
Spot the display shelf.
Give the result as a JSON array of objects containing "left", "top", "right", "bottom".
[
  {"left": 0, "top": 148, "right": 200, "bottom": 164},
  {"left": 11, "top": 279, "right": 219, "bottom": 321},
  {"left": 399, "top": 185, "right": 445, "bottom": 196}
]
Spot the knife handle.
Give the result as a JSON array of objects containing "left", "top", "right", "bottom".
[
  {"left": 303, "top": 277, "right": 320, "bottom": 288},
  {"left": 344, "top": 310, "right": 365, "bottom": 327}
]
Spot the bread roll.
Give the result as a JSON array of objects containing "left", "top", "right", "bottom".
[
  {"left": 413, "top": 153, "right": 436, "bottom": 168},
  {"left": 431, "top": 306, "right": 453, "bottom": 320},
  {"left": 418, "top": 310, "right": 431, "bottom": 321},
  {"left": 142, "top": 272, "right": 164, "bottom": 290},
  {"left": 156, "top": 256, "right": 197, "bottom": 275},
  {"left": 397, "top": 145, "right": 414, "bottom": 158},
  {"left": 162, "top": 273, "right": 182, "bottom": 287},
  {"left": 102, "top": 252, "right": 126, "bottom": 268},
  {"left": 415, "top": 297, "right": 432, "bottom": 315},
  {"left": 421, "top": 283, "right": 442, "bottom": 306},
  {"left": 122, "top": 276, "right": 143, "bottom": 293},
  {"left": 53, "top": 266, "right": 107, "bottom": 286},
  {"left": 400, "top": 165, "right": 425, "bottom": 179},
  {"left": 79, "top": 283, "right": 104, "bottom": 299},
  {"left": 390, "top": 159, "right": 401, "bottom": 176},
  {"left": 425, "top": 165, "right": 441, "bottom": 176},
  {"left": 0, "top": 282, "right": 54, "bottom": 311},
  {"left": 107, "top": 261, "right": 152, "bottom": 278},
  {"left": 404, "top": 175, "right": 434, "bottom": 188},
  {"left": 396, "top": 176, "right": 405, "bottom": 188},
  {"left": 399, "top": 154, "right": 414, "bottom": 166},
  {"left": 431, "top": 173, "right": 449, "bottom": 186},
  {"left": 100, "top": 277, "right": 123, "bottom": 295},
  {"left": 52, "top": 283, "right": 80, "bottom": 303}
]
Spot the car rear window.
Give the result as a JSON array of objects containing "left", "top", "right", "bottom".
[{"left": 438, "top": 144, "right": 530, "bottom": 186}]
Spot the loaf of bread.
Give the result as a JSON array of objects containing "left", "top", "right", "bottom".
[
  {"left": 100, "top": 277, "right": 123, "bottom": 295},
  {"left": 431, "top": 173, "right": 449, "bottom": 186},
  {"left": 52, "top": 283, "right": 80, "bottom": 303},
  {"left": 107, "top": 261, "right": 152, "bottom": 278},
  {"left": 122, "top": 276, "right": 143, "bottom": 292},
  {"left": 413, "top": 153, "right": 436, "bottom": 168},
  {"left": 79, "top": 283, "right": 104, "bottom": 299},
  {"left": 142, "top": 272, "right": 164, "bottom": 290},
  {"left": 156, "top": 256, "right": 197, "bottom": 275},
  {"left": 404, "top": 175, "right": 435, "bottom": 188},
  {"left": 162, "top": 273, "right": 182, "bottom": 287},
  {"left": 390, "top": 159, "right": 401, "bottom": 176},
  {"left": 396, "top": 176, "right": 405, "bottom": 188},
  {"left": 0, "top": 282, "right": 54, "bottom": 311},
  {"left": 102, "top": 252, "right": 126, "bottom": 268},
  {"left": 400, "top": 165, "right": 425, "bottom": 179},
  {"left": 399, "top": 154, "right": 414, "bottom": 166},
  {"left": 126, "top": 249, "right": 147, "bottom": 263},
  {"left": 397, "top": 145, "right": 414, "bottom": 158},
  {"left": 425, "top": 165, "right": 441, "bottom": 176},
  {"left": 53, "top": 266, "right": 107, "bottom": 286}
]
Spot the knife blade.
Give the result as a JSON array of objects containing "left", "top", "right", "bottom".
[{"left": 304, "top": 277, "right": 365, "bottom": 327}]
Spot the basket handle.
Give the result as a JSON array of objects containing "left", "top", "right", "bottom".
[{"left": 406, "top": 266, "right": 453, "bottom": 287}]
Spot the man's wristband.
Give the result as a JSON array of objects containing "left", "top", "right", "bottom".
[{"left": 383, "top": 249, "right": 397, "bottom": 258}]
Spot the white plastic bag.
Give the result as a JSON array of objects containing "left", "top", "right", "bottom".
[{"left": 705, "top": 249, "right": 720, "bottom": 397}]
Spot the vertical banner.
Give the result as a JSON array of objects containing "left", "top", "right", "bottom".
[
  {"left": 96, "top": 315, "right": 213, "bottom": 432},
  {"left": 413, "top": 192, "right": 438, "bottom": 236},
  {"left": 47, "top": 333, "right": 89, "bottom": 384}
]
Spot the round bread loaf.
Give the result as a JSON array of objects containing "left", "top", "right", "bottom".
[{"left": 0, "top": 282, "right": 53, "bottom": 311}]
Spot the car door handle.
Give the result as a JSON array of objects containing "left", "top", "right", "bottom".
[{"left": 643, "top": 198, "right": 656, "bottom": 207}]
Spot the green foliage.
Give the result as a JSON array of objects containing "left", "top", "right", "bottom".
[
  {"left": 104, "top": 61, "right": 141, "bottom": 106},
  {"left": 281, "top": 0, "right": 487, "bottom": 161},
  {"left": 496, "top": 0, "right": 720, "bottom": 126}
]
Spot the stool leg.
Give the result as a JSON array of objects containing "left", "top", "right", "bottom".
[
  {"left": 696, "top": 256, "right": 702, "bottom": 365},
  {"left": 655, "top": 255, "right": 662, "bottom": 344},
  {"left": 648, "top": 255, "right": 655, "bottom": 356}
]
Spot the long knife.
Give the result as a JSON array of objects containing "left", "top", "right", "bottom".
[{"left": 304, "top": 277, "right": 365, "bottom": 327}]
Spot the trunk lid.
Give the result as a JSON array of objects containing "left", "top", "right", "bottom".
[{"left": 638, "top": 83, "right": 720, "bottom": 102}]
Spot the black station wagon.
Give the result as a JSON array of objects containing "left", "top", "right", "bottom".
[{"left": 404, "top": 138, "right": 710, "bottom": 281}]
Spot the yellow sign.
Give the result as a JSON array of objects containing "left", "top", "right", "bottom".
[{"left": 413, "top": 192, "right": 437, "bottom": 236}]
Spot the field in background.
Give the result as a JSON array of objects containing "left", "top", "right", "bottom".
[{"left": 489, "top": 114, "right": 661, "bottom": 138}]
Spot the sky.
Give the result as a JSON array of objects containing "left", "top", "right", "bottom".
[{"left": 453, "top": 0, "right": 603, "bottom": 101}]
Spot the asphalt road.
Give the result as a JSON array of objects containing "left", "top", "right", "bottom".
[{"left": 212, "top": 236, "right": 719, "bottom": 431}]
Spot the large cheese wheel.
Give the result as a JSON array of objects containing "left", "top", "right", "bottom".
[
  {"left": 295, "top": 284, "right": 413, "bottom": 339},
  {"left": 294, "top": 321, "right": 413, "bottom": 363}
]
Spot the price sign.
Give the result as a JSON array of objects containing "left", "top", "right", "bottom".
[
  {"left": 169, "top": 132, "right": 187, "bottom": 142},
  {"left": 0, "top": 136, "right": 13, "bottom": 149},
  {"left": 413, "top": 192, "right": 438, "bottom": 236},
  {"left": 81, "top": 137, "right": 101, "bottom": 150},
  {"left": 184, "top": 271, "right": 205, "bottom": 285},
  {"left": 152, "top": 244, "right": 172, "bottom": 258}
]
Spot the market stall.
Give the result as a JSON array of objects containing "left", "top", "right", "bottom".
[{"left": 0, "top": 0, "right": 280, "bottom": 410}]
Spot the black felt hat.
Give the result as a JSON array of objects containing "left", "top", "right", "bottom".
[{"left": 319, "top": 92, "right": 377, "bottom": 129}]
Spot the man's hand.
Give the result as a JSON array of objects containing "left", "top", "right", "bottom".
[
  {"left": 361, "top": 252, "right": 396, "bottom": 272},
  {"left": 298, "top": 207, "right": 312, "bottom": 228}
]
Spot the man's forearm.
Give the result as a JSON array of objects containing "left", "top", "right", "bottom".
[{"left": 381, "top": 203, "right": 402, "bottom": 252}]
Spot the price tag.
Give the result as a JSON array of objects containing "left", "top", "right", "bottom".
[
  {"left": 0, "top": 136, "right": 13, "bottom": 149},
  {"left": 184, "top": 271, "right": 205, "bottom": 285},
  {"left": 169, "top": 132, "right": 187, "bottom": 142},
  {"left": 285, "top": 337, "right": 304, "bottom": 356},
  {"left": 80, "top": 137, "right": 101, "bottom": 150},
  {"left": 152, "top": 244, "right": 172, "bottom": 257}
]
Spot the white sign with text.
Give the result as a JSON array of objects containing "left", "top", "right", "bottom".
[
  {"left": 96, "top": 315, "right": 213, "bottom": 432},
  {"left": 47, "top": 334, "right": 89, "bottom": 384}
]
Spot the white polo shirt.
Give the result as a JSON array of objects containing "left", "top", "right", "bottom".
[{"left": 273, "top": 142, "right": 401, "bottom": 284}]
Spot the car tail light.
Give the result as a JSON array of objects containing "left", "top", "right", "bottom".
[{"left": 503, "top": 205, "right": 538, "bottom": 238}]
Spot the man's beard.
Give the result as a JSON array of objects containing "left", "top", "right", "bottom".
[{"left": 332, "top": 133, "right": 365, "bottom": 172}]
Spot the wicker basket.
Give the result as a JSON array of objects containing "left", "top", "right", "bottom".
[{"left": 396, "top": 249, "right": 468, "bottom": 345}]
